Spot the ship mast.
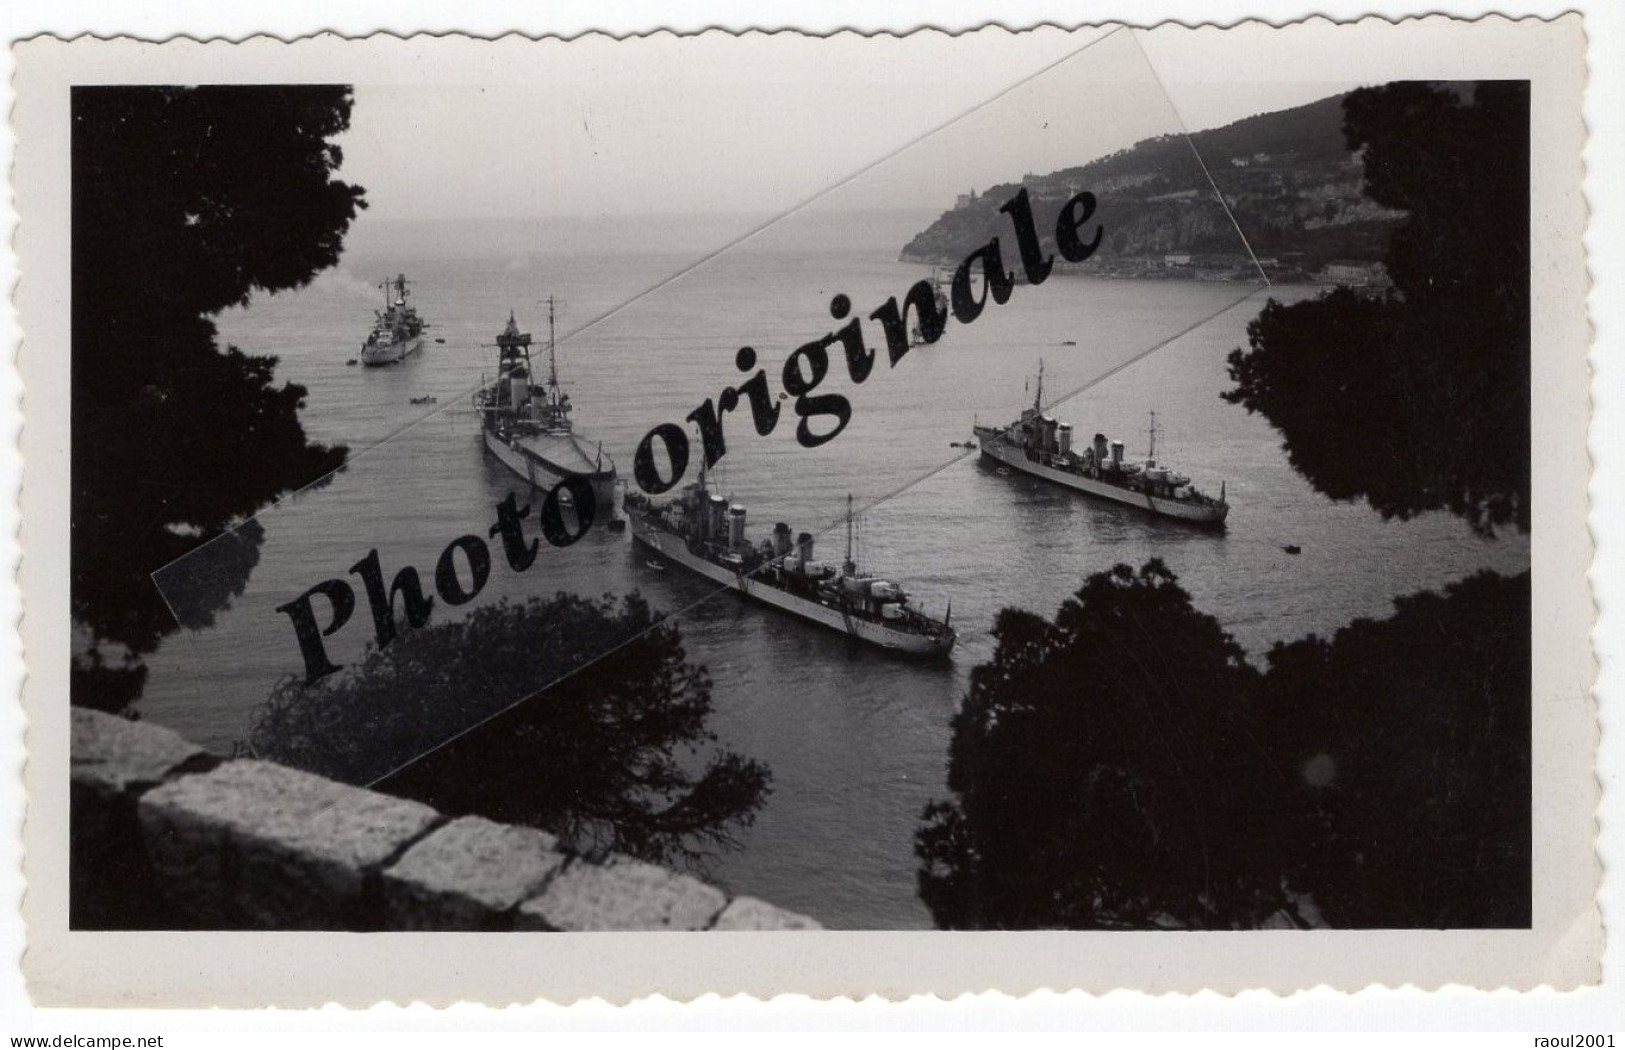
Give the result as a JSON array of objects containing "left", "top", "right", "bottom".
[
  {"left": 844, "top": 494, "right": 856, "bottom": 577},
  {"left": 693, "top": 420, "right": 708, "bottom": 493},
  {"left": 1033, "top": 358, "right": 1045, "bottom": 415},
  {"left": 545, "top": 295, "right": 560, "bottom": 390},
  {"left": 1147, "top": 410, "right": 1158, "bottom": 462}
]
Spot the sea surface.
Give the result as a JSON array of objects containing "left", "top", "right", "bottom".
[{"left": 141, "top": 210, "right": 1530, "bottom": 928}]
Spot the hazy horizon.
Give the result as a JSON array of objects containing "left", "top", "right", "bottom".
[{"left": 331, "top": 28, "right": 1361, "bottom": 225}]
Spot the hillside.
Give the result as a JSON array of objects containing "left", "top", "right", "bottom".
[{"left": 901, "top": 92, "right": 1403, "bottom": 284}]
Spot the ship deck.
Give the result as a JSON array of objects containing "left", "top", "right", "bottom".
[
  {"left": 513, "top": 428, "right": 614, "bottom": 477},
  {"left": 630, "top": 515, "right": 953, "bottom": 640}
]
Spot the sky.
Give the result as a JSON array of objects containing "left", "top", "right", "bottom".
[{"left": 332, "top": 26, "right": 1363, "bottom": 225}]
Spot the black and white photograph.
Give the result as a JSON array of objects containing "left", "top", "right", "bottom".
[{"left": 12, "top": 12, "right": 1603, "bottom": 1008}]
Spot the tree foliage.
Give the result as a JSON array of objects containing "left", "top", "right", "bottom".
[
  {"left": 250, "top": 593, "right": 771, "bottom": 867},
  {"left": 1224, "top": 82, "right": 1530, "bottom": 535},
  {"left": 72, "top": 86, "right": 365, "bottom": 712},
  {"left": 917, "top": 562, "right": 1531, "bottom": 930},
  {"left": 927, "top": 82, "right": 1536, "bottom": 932},
  {"left": 917, "top": 561, "right": 1306, "bottom": 930},
  {"left": 1259, "top": 570, "right": 1531, "bottom": 928}
]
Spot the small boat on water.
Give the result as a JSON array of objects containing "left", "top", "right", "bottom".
[
  {"left": 360, "top": 274, "right": 427, "bottom": 366},
  {"left": 1283, "top": 544, "right": 1302, "bottom": 555},
  {"left": 473, "top": 297, "right": 617, "bottom": 507}
]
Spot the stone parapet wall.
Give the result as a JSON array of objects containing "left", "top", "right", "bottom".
[{"left": 70, "top": 708, "right": 819, "bottom": 931}]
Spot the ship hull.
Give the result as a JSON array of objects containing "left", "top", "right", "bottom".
[
  {"left": 482, "top": 426, "right": 617, "bottom": 506},
  {"left": 360, "top": 333, "right": 423, "bottom": 367},
  {"left": 629, "top": 519, "right": 954, "bottom": 657},
  {"left": 978, "top": 433, "right": 1228, "bottom": 527}
]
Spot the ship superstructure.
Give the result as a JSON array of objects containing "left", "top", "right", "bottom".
[
  {"left": 360, "top": 273, "right": 426, "bottom": 366},
  {"left": 474, "top": 297, "right": 616, "bottom": 506},
  {"left": 974, "top": 361, "right": 1229, "bottom": 527},
  {"left": 624, "top": 475, "right": 956, "bottom": 657}
]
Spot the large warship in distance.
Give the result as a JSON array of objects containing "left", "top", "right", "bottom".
[
  {"left": 974, "top": 361, "right": 1229, "bottom": 528},
  {"left": 360, "top": 273, "right": 426, "bottom": 366},
  {"left": 624, "top": 472, "right": 956, "bottom": 657},
  {"left": 474, "top": 297, "right": 617, "bottom": 507}
]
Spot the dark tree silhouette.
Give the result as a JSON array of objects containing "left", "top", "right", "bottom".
[
  {"left": 1259, "top": 570, "right": 1531, "bottom": 928},
  {"left": 923, "top": 83, "right": 1535, "bottom": 931},
  {"left": 72, "top": 86, "right": 364, "bottom": 713},
  {"left": 918, "top": 563, "right": 1533, "bottom": 929},
  {"left": 916, "top": 561, "right": 1309, "bottom": 930},
  {"left": 250, "top": 593, "right": 771, "bottom": 867},
  {"left": 1224, "top": 82, "right": 1530, "bottom": 535}
]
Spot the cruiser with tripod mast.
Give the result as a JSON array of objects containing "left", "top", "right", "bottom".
[{"left": 473, "top": 296, "right": 617, "bottom": 508}]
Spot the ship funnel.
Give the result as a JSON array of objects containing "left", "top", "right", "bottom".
[
  {"left": 772, "top": 522, "right": 793, "bottom": 558},
  {"left": 1094, "top": 433, "right": 1108, "bottom": 462},
  {"left": 708, "top": 494, "right": 728, "bottom": 537},
  {"left": 510, "top": 376, "right": 529, "bottom": 410},
  {"left": 1058, "top": 422, "right": 1073, "bottom": 455},
  {"left": 797, "top": 531, "right": 815, "bottom": 563},
  {"left": 1110, "top": 440, "right": 1125, "bottom": 467},
  {"left": 1040, "top": 414, "right": 1057, "bottom": 452},
  {"left": 728, "top": 504, "right": 747, "bottom": 547}
]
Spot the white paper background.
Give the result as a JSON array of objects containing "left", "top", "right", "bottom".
[{"left": 2, "top": 0, "right": 1621, "bottom": 1035}]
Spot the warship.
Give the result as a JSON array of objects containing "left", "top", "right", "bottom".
[
  {"left": 360, "top": 273, "right": 426, "bottom": 366},
  {"left": 473, "top": 298, "right": 616, "bottom": 507},
  {"left": 910, "top": 266, "right": 952, "bottom": 347},
  {"left": 624, "top": 472, "right": 956, "bottom": 657},
  {"left": 974, "top": 361, "right": 1229, "bottom": 528}
]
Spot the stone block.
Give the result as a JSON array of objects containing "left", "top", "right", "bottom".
[
  {"left": 139, "top": 760, "right": 440, "bottom": 929},
  {"left": 71, "top": 708, "right": 212, "bottom": 806},
  {"left": 382, "top": 816, "right": 566, "bottom": 930},
  {"left": 70, "top": 709, "right": 215, "bottom": 929},
  {"left": 515, "top": 856, "right": 728, "bottom": 931},
  {"left": 710, "top": 895, "right": 823, "bottom": 931}
]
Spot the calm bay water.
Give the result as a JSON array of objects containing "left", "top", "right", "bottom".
[{"left": 142, "top": 211, "right": 1529, "bottom": 928}]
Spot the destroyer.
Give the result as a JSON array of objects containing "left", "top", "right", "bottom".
[
  {"left": 360, "top": 273, "right": 426, "bottom": 366},
  {"left": 474, "top": 298, "right": 617, "bottom": 507},
  {"left": 624, "top": 472, "right": 956, "bottom": 657},
  {"left": 974, "top": 361, "right": 1229, "bottom": 528}
]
